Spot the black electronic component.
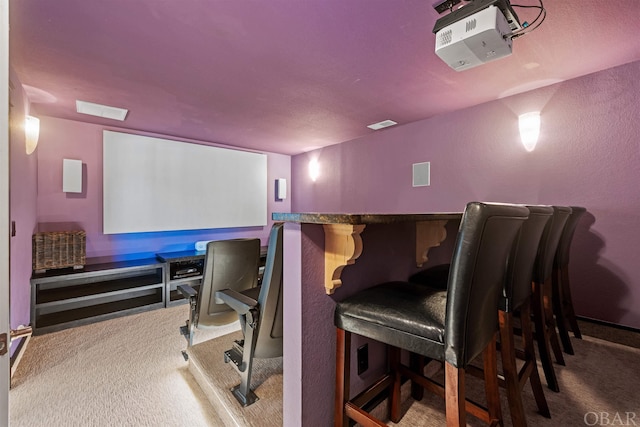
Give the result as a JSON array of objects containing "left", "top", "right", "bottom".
[
  {"left": 434, "top": 0, "right": 462, "bottom": 15},
  {"left": 170, "top": 259, "right": 204, "bottom": 279},
  {"left": 433, "top": 0, "right": 522, "bottom": 33}
]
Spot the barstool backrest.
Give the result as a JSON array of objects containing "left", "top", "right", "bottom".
[
  {"left": 533, "top": 206, "right": 571, "bottom": 283},
  {"left": 503, "top": 205, "right": 554, "bottom": 312},
  {"left": 445, "top": 202, "right": 528, "bottom": 367},
  {"left": 555, "top": 206, "right": 587, "bottom": 268}
]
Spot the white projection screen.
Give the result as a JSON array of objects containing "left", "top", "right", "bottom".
[{"left": 103, "top": 131, "right": 267, "bottom": 234}]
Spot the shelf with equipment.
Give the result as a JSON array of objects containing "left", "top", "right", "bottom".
[
  {"left": 30, "top": 258, "right": 166, "bottom": 335},
  {"left": 156, "top": 246, "right": 268, "bottom": 307},
  {"left": 156, "top": 250, "right": 205, "bottom": 307}
]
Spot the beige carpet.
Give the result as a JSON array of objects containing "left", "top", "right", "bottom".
[
  {"left": 9, "top": 304, "right": 239, "bottom": 427},
  {"left": 9, "top": 303, "right": 640, "bottom": 427},
  {"left": 375, "top": 335, "right": 640, "bottom": 426}
]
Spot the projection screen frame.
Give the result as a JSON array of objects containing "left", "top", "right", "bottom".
[{"left": 103, "top": 130, "right": 267, "bottom": 234}]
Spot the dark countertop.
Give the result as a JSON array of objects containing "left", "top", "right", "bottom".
[
  {"left": 156, "top": 250, "right": 206, "bottom": 263},
  {"left": 157, "top": 246, "right": 268, "bottom": 263},
  {"left": 272, "top": 212, "right": 462, "bottom": 225}
]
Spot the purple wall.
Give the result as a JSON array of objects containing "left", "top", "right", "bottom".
[
  {"left": 35, "top": 117, "right": 291, "bottom": 261},
  {"left": 9, "top": 68, "right": 38, "bottom": 355},
  {"left": 8, "top": 115, "right": 290, "bottom": 349},
  {"left": 291, "top": 60, "right": 640, "bottom": 330}
]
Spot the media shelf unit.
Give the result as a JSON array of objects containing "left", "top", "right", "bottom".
[
  {"left": 156, "top": 250, "right": 205, "bottom": 307},
  {"left": 30, "top": 258, "right": 166, "bottom": 335}
]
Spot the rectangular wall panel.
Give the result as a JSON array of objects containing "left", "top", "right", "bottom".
[{"left": 63, "top": 158, "right": 83, "bottom": 193}]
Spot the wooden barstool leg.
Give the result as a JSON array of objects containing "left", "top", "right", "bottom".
[
  {"left": 553, "top": 266, "right": 575, "bottom": 355},
  {"left": 389, "top": 346, "right": 402, "bottom": 423},
  {"left": 520, "top": 301, "right": 551, "bottom": 418},
  {"left": 445, "top": 361, "right": 466, "bottom": 427},
  {"left": 541, "top": 277, "right": 566, "bottom": 365},
  {"left": 410, "top": 352, "right": 425, "bottom": 401},
  {"left": 335, "top": 328, "right": 351, "bottom": 427},
  {"left": 499, "top": 310, "right": 527, "bottom": 427},
  {"left": 483, "top": 334, "right": 503, "bottom": 426},
  {"left": 543, "top": 278, "right": 566, "bottom": 365},
  {"left": 560, "top": 266, "right": 582, "bottom": 339},
  {"left": 532, "top": 279, "right": 560, "bottom": 392}
]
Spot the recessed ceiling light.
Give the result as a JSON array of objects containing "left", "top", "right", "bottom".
[
  {"left": 76, "top": 100, "right": 128, "bottom": 121},
  {"left": 367, "top": 119, "right": 397, "bottom": 130}
]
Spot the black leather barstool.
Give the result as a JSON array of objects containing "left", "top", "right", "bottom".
[
  {"left": 334, "top": 202, "right": 528, "bottom": 426},
  {"left": 531, "top": 205, "right": 571, "bottom": 393},
  {"left": 409, "top": 205, "right": 553, "bottom": 427},
  {"left": 553, "top": 206, "right": 587, "bottom": 355},
  {"left": 497, "top": 205, "right": 553, "bottom": 426}
]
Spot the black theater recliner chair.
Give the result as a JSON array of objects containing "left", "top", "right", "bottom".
[
  {"left": 215, "top": 222, "right": 284, "bottom": 407},
  {"left": 177, "top": 238, "right": 261, "bottom": 359}
]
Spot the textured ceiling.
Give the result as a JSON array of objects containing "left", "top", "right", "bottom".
[{"left": 9, "top": 0, "right": 640, "bottom": 155}]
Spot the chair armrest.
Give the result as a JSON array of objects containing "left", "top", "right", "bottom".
[
  {"left": 215, "top": 289, "right": 258, "bottom": 315},
  {"left": 177, "top": 284, "right": 198, "bottom": 299}
]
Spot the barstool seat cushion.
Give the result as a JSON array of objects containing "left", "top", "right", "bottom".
[{"left": 335, "top": 281, "right": 448, "bottom": 359}]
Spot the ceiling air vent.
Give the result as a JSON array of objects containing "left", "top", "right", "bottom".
[
  {"left": 76, "top": 100, "right": 128, "bottom": 121},
  {"left": 367, "top": 119, "right": 397, "bottom": 130}
]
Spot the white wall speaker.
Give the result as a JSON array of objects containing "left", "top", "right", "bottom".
[
  {"left": 412, "top": 162, "right": 430, "bottom": 187},
  {"left": 63, "top": 158, "right": 83, "bottom": 193},
  {"left": 276, "top": 178, "right": 287, "bottom": 200}
]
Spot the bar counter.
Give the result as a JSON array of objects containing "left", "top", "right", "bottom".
[
  {"left": 274, "top": 212, "right": 462, "bottom": 426},
  {"left": 273, "top": 212, "right": 462, "bottom": 293},
  {"left": 272, "top": 212, "right": 461, "bottom": 225}
]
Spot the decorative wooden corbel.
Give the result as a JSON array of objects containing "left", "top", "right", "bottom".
[
  {"left": 323, "top": 223, "right": 366, "bottom": 294},
  {"left": 415, "top": 220, "right": 449, "bottom": 267}
]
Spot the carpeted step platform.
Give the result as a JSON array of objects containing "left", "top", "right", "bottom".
[{"left": 187, "top": 331, "right": 283, "bottom": 427}]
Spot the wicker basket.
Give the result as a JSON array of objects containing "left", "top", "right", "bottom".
[{"left": 32, "top": 231, "right": 86, "bottom": 272}]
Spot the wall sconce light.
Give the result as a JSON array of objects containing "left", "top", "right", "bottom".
[
  {"left": 25, "top": 115, "right": 40, "bottom": 155},
  {"left": 519, "top": 112, "right": 541, "bottom": 152},
  {"left": 309, "top": 158, "right": 320, "bottom": 182}
]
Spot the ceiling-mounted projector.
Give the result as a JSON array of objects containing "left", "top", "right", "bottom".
[{"left": 432, "top": 0, "right": 522, "bottom": 71}]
